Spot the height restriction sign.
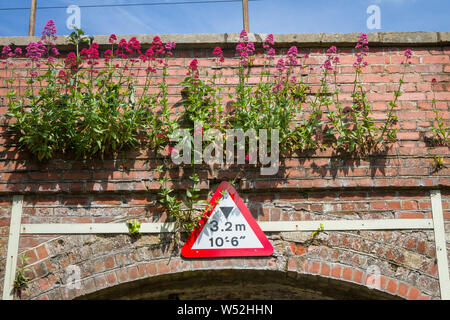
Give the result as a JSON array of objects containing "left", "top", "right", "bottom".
[{"left": 181, "top": 181, "right": 273, "bottom": 258}]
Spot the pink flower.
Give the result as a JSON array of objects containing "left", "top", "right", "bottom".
[
  {"left": 239, "top": 29, "right": 248, "bottom": 41},
  {"left": 189, "top": 58, "right": 198, "bottom": 71},
  {"left": 276, "top": 58, "right": 285, "bottom": 72},
  {"left": 353, "top": 33, "right": 369, "bottom": 70},
  {"left": 327, "top": 46, "right": 337, "bottom": 55},
  {"left": 235, "top": 36, "right": 255, "bottom": 67},
  {"left": 213, "top": 46, "right": 223, "bottom": 56},
  {"left": 245, "top": 154, "right": 253, "bottom": 162},
  {"left": 165, "top": 42, "right": 176, "bottom": 51},
  {"left": 264, "top": 34, "right": 274, "bottom": 46},
  {"left": 51, "top": 47, "right": 59, "bottom": 56},
  {"left": 25, "top": 41, "right": 47, "bottom": 62},
  {"left": 404, "top": 48, "right": 412, "bottom": 58},
  {"left": 65, "top": 51, "right": 78, "bottom": 70},
  {"left": 41, "top": 19, "right": 57, "bottom": 40},
  {"left": 286, "top": 46, "right": 298, "bottom": 66},
  {"left": 109, "top": 34, "right": 117, "bottom": 44},
  {"left": 213, "top": 46, "right": 224, "bottom": 63},
  {"left": 402, "top": 48, "right": 413, "bottom": 64},
  {"left": 1, "top": 45, "right": 12, "bottom": 58}
]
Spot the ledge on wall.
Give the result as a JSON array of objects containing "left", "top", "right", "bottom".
[{"left": 0, "top": 31, "right": 449, "bottom": 49}]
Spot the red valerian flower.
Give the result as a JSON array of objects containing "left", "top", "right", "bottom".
[
  {"left": 41, "top": 19, "right": 57, "bottom": 42},
  {"left": 275, "top": 58, "right": 286, "bottom": 72},
  {"left": 109, "top": 34, "right": 117, "bottom": 44},
  {"left": 57, "top": 69, "right": 69, "bottom": 83},
  {"left": 353, "top": 33, "right": 369, "bottom": 70},
  {"left": 81, "top": 43, "right": 100, "bottom": 65},
  {"left": 402, "top": 48, "right": 413, "bottom": 64},
  {"left": 213, "top": 46, "right": 225, "bottom": 63},
  {"left": 189, "top": 58, "right": 198, "bottom": 71},
  {"left": 65, "top": 51, "right": 78, "bottom": 70},
  {"left": 286, "top": 46, "right": 298, "bottom": 66},
  {"left": 235, "top": 30, "right": 255, "bottom": 67},
  {"left": 25, "top": 41, "right": 47, "bottom": 62},
  {"left": 188, "top": 58, "right": 199, "bottom": 78}
]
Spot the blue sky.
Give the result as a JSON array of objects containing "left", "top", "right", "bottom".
[{"left": 0, "top": 0, "right": 448, "bottom": 36}]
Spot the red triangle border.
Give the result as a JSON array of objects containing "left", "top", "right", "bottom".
[{"left": 181, "top": 181, "right": 273, "bottom": 258}]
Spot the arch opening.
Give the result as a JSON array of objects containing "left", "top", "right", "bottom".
[{"left": 76, "top": 269, "right": 402, "bottom": 300}]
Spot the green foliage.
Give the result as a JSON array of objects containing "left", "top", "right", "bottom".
[
  {"left": 432, "top": 155, "right": 445, "bottom": 172},
  {"left": 157, "top": 164, "right": 205, "bottom": 236},
  {"left": 430, "top": 100, "right": 450, "bottom": 146},
  {"left": 311, "top": 223, "right": 325, "bottom": 240},
  {"left": 14, "top": 254, "right": 31, "bottom": 293},
  {"left": 6, "top": 28, "right": 167, "bottom": 161},
  {"left": 127, "top": 219, "right": 141, "bottom": 236}
]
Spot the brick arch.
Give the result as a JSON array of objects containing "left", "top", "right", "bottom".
[
  {"left": 76, "top": 269, "right": 400, "bottom": 300},
  {"left": 12, "top": 230, "right": 436, "bottom": 300}
]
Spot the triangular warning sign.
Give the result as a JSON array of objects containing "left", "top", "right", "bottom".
[{"left": 181, "top": 181, "right": 273, "bottom": 258}]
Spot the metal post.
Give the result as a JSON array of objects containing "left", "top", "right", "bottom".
[
  {"left": 28, "top": 0, "right": 37, "bottom": 36},
  {"left": 430, "top": 190, "right": 450, "bottom": 300},
  {"left": 242, "top": 0, "right": 249, "bottom": 32},
  {"left": 2, "top": 195, "right": 24, "bottom": 300}
]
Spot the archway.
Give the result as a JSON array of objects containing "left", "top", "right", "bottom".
[{"left": 76, "top": 269, "right": 401, "bottom": 300}]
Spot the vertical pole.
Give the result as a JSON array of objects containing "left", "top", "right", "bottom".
[
  {"left": 242, "top": 0, "right": 249, "bottom": 32},
  {"left": 28, "top": 0, "right": 37, "bottom": 36},
  {"left": 430, "top": 190, "right": 450, "bottom": 300},
  {"left": 2, "top": 195, "right": 24, "bottom": 300}
]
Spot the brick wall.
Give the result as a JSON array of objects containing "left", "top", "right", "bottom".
[{"left": 0, "top": 32, "right": 449, "bottom": 300}]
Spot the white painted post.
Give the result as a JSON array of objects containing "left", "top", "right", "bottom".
[
  {"left": 2, "top": 195, "right": 24, "bottom": 300},
  {"left": 430, "top": 190, "right": 450, "bottom": 300}
]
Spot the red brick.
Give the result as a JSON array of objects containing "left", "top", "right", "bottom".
[
  {"left": 398, "top": 282, "right": 409, "bottom": 298},
  {"left": 353, "top": 269, "right": 363, "bottom": 283},
  {"left": 35, "top": 245, "right": 48, "bottom": 260},
  {"left": 386, "top": 279, "right": 397, "bottom": 294},
  {"left": 331, "top": 265, "right": 342, "bottom": 278},
  {"left": 407, "top": 287, "right": 420, "bottom": 300},
  {"left": 342, "top": 267, "right": 353, "bottom": 281},
  {"left": 104, "top": 256, "right": 115, "bottom": 269},
  {"left": 320, "top": 263, "right": 330, "bottom": 276}
]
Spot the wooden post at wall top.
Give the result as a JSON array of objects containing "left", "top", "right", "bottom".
[
  {"left": 28, "top": 0, "right": 37, "bottom": 36},
  {"left": 242, "top": 0, "right": 249, "bottom": 32}
]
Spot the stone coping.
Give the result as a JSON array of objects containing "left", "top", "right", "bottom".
[{"left": 0, "top": 32, "right": 449, "bottom": 49}]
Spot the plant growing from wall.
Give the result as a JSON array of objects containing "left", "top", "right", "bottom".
[
  {"left": 326, "top": 35, "right": 404, "bottom": 156},
  {"left": 127, "top": 219, "right": 142, "bottom": 237},
  {"left": 428, "top": 79, "right": 450, "bottom": 146},
  {"left": 5, "top": 23, "right": 175, "bottom": 161},
  {"left": 14, "top": 253, "right": 31, "bottom": 297}
]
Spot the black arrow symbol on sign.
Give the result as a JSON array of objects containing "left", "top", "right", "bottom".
[{"left": 219, "top": 206, "right": 234, "bottom": 219}]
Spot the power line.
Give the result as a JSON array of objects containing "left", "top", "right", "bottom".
[{"left": 0, "top": 0, "right": 261, "bottom": 11}]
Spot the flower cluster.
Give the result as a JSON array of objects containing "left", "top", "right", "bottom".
[
  {"left": 212, "top": 46, "right": 225, "bottom": 63},
  {"left": 235, "top": 29, "right": 255, "bottom": 67},
  {"left": 65, "top": 52, "right": 78, "bottom": 71},
  {"left": 403, "top": 48, "right": 413, "bottom": 64},
  {"left": 353, "top": 33, "right": 369, "bottom": 70},
  {"left": 80, "top": 42, "right": 100, "bottom": 70},
  {"left": 321, "top": 45, "right": 339, "bottom": 74},
  {"left": 41, "top": 19, "right": 58, "bottom": 44},
  {"left": 263, "top": 34, "right": 276, "bottom": 60},
  {"left": 188, "top": 58, "right": 199, "bottom": 78},
  {"left": 25, "top": 41, "right": 47, "bottom": 62},
  {"left": 286, "top": 46, "right": 298, "bottom": 66}
]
